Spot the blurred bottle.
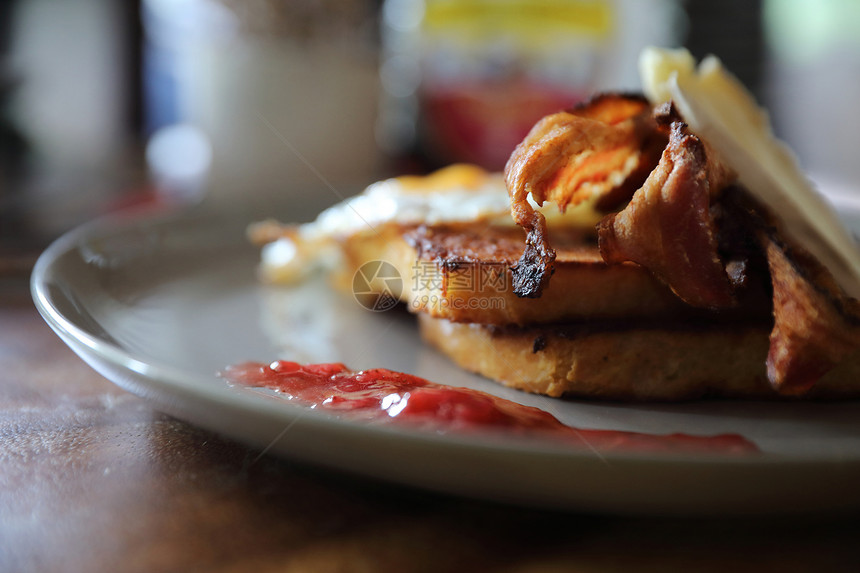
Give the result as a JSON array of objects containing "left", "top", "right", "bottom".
[
  {"left": 143, "top": 0, "right": 382, "bottom": 216},
  {"left": 377, "top": 0, "right": 683, "bottom": 172}
]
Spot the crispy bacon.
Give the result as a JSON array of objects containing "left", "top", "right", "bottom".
[
  {"left": 597, "top": 120, "right": 737, "bottom": 308},
  {"left": 762, "top": 232, "right": 860, "bottom": 394},
  {"left": 506, "top": 94, "right": 860, "bottom": 394},
  {"left": 504, "top": 93, "right": 666, "bottom": 297}
]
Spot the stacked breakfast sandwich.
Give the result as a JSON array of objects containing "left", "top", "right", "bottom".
[{"left": 250, "top": 48, "right": 860, "bottom": 401}]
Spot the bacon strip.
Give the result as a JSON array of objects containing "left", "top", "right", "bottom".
[
  {"left": 506, "top": 96, "right": 860, "bottom": 393},
  {"left": 598, "top": 121, "right": 737, "bottom": 308},
  {"left": 504, "top": 94, "right": 665, "bottom": 297},
  {"left": 762, "top": 233, "right": 860, "bottom": 394}
]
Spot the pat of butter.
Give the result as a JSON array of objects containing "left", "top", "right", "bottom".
[{"left": 640, "top": 47, "right": 860, "bottom": 299}]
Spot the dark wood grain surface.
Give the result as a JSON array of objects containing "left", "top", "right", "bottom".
[{"left": 3, "top": 281, "right": 860, "bottom": 573}]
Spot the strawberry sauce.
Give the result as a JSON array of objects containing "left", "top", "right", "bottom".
[{"left": 221, "top": 361, "right": 758, "bottom": 455}]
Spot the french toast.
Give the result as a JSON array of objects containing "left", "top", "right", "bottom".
[
  {"left": 335, "top": 224, "right": 689, "bottom": 325},
  {"left": 418, "top": 315, "right": 860, "bottom": 400}
]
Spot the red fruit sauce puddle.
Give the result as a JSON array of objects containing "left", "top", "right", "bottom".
[{"left": 220, "top": 360, "right": 758, "bottom": 455}]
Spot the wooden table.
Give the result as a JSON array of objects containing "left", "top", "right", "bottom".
[{"left": 3, "top": 278, "right": 860, "bottom": 572}]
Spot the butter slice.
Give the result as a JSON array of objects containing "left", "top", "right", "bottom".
[{"left": 640, "top": 47, "right": 860, "bottom": 299}]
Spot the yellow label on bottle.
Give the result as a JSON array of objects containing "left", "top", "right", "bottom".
[{"left": 423, "top": 0, "right": 614, "bottom": 43}]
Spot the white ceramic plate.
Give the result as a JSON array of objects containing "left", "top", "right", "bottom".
[{"left": 31, "top": 201, "right": 860, "bottom": 515}]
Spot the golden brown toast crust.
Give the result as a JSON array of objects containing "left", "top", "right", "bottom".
[
  {"left": 418, "top": 314, "right": 860, "bottom": 400},
  {"left": 337, "top": 225, "right": 689, "bottom": 325}
]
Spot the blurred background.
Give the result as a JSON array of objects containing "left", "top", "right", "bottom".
[{"left": 2, "top": 0, "right": 859, "bottom": 276}]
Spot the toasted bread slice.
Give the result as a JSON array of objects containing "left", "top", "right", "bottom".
[
  {"left": 418, "top": 314, "right": 860, "bottom": 400},
  {"left": 336, "top": 224, "right": 688, "bottom": 325}
]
